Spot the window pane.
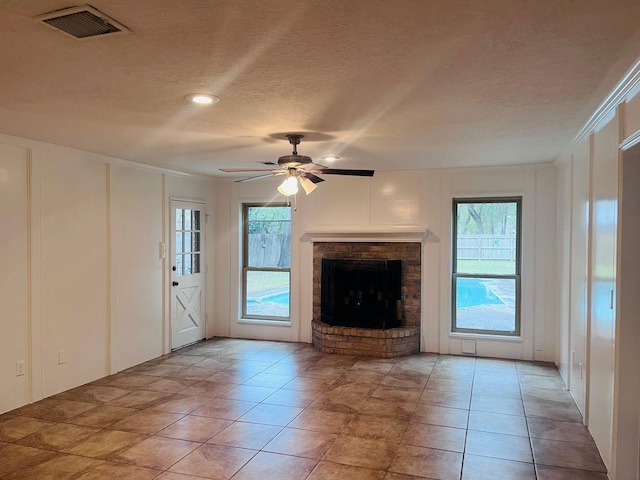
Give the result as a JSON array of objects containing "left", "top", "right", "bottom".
[
  {"left": 455, "top": 277, "right": 516, "bottom": 333},
  {"left": 193, "top": 254, "right": 200, "bottom": 274},
  {"left": 245, "top": 270, "right": 290, "bottom": 318},
  {"left": 184, "top": 254, "right": 192, "bottom": 275},
  {"left": 176, "top": 255, "right": 183, "bottom": 276},
  {"left": 192, "top": 232, "right": 200, "bottom": 252},
  {"left": 193, "top": 210, "right": 200, "bottom": 230},
  {"left": 184, "top": 209, "right": 192, "bottom": 230},
  {"left": 176, "top": 232, "right": 183, "bottom": 254},
  {"left": 456, "top": 202, "right": 517, "bottom": 275},
  {"left": 184, "top": 232, "right": 192, "bottom": 253},
  {"left": 176, "top": 209, "right": 183, "bottom": 230},
  {"left": 247, "top": 206, "right": 291, "bottom": 268}
]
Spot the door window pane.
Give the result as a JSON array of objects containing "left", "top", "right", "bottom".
[
  {"left": 184, "top": 254, "right": 192, "bottom": 275},
  {"left": 176, "top": 209, "right": 183, "bottom": 230},
  {"left": 193, "top": 211, "right": 200, "bottom": 230},
  {"left": 184, "top": 232, "right": 192, "bottom": 253},
  {"left": 184, "top": 209, "right": 192, "bottom": 230},
  {"left": 176, "top": 233, "right": 183, "bottom": 254},
  {"left": 192, "top": 232, "right": 200, "bottom": 252},
  {"left": 193, "top": 254, "right": 200, "bottom": 274}
]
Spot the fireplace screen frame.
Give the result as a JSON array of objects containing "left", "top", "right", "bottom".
[{"left": 321, "top": 258, "right": 402, "bottom": 330}]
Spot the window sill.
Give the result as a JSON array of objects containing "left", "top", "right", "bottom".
[
  {"left": 449, "top": 332, "right": 523, "bottom": 343},
  {"left": 237, "top": 319, "right": 292, "bottom": 328}
]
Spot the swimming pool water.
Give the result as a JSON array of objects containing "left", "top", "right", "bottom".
[
  {"left": 456, "top": 278, "right": 504, "bottom": 308},
  {"left": 247, "top": 291, "right": 290, "bottom": 306}
]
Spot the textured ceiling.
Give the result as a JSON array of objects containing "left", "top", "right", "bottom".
[{"left": 1, "top": 0, "right": 640, "bottom": 177}]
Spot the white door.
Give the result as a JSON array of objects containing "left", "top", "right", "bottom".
[{"left": 171, "top": 200, "right": 206, "bottom": 349}]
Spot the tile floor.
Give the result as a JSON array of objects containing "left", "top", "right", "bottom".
[{"left": 0, "top": 338, "right": 608, "bottom": 479}]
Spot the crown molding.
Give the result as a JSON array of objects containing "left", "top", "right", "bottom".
[
  {"left": 572, "top": 57, "right": 640, "bottom": 147},
  {"left": 0, "top": 132, "right": 194, "bottom": 177}
]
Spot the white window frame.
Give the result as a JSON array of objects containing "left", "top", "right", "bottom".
[
  {"left": 241, "top": 203, "right": 291, "bottom": 322},
  {"left": 451, "top": 197, "right": 522, "bottom": 336}
]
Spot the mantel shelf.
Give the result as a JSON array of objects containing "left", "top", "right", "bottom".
[{"left": 300, "top": 227, "right": 437, "bottom": 243}]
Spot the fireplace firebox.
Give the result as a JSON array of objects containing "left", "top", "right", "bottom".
[{"left": 321, "top": 258, "right": 402, "bottom": 330}]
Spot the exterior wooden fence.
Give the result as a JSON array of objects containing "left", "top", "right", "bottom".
[
  {"left": 248, "top": 233, "right": 291, "bottom": 267},
  {"left": 457, "top": 234, "right": 516, "bottom": 261}
]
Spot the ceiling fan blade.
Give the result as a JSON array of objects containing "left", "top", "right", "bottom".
[
  {"left": 299, "top": 162, "right": 329, "bottom": 171},
  {"left": 315, "top": 168, "right": 375, "bottom": 177},
  {"left": 235, "top": 171, "right": 285, "bottom": 183},
  {"left": 220, "top": 168, "right": 278, "bottom": 172},
  {"left": 302, "top": 172, "right": 325, "bottom": 184}
]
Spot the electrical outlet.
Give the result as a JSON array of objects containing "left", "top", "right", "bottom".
[
  {"left": 535, "top": 340, "right": 544, "bottom": 351},
  {"left": 59, "top": 350, "right": 67, "bottom": 365},
  {"left": 16, "top": 360, "right": 25, "bottom": 376}
]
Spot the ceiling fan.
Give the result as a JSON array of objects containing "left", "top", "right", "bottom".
[{"left": 219, "top": 134, "right": 375, "bottom": 195}]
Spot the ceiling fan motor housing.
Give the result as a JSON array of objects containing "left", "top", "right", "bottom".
[
  {"left": 278, "top": 154, "right": 312, "bottom": 168},
  {"left": 277, "top": 134, "right": 313, "bottom": 167}
]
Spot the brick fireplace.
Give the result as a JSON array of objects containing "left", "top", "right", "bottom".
[{"left": 311, "top": 241, "right": 421, "bottom": 358}]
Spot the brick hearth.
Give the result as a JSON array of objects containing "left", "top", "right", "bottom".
[{"left": 312, "top": 242, "right": 421, "bottom": 357}]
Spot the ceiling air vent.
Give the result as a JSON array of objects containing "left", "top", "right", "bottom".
[{"left": 33, "top": 5, "right": 130, "bottom": 39}]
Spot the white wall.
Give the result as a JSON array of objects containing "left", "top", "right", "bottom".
[
  {"left": 0, "top": 144, "right": 30, "bottom": 413},
  {"left": 555, "top": 58, "right": 640, "bottom": 479},
  {"left": 213, "top": 164, "right": 558, "bottom": 362},
  {"left": 213, "top": 178, "right": 306, "bottom": 342},
  {"left": 429, "top": 166, "right": 557, "bottom": 361},
  {"left": 37, "top": 151, "right": 109, "bottom": 396},
  {"left": 0, "top": 134, "right": 216, "bottom": 414},
  {"left": 111, "top": 165, "right": 163, "bottom": 371}
]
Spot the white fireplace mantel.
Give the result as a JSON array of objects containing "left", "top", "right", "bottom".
[{"left": 300, "top": 226, "right": 437, "bottom": 244}]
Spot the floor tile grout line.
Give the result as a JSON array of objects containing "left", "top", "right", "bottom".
[{"left": 0, "top": 339, "right": 606, "bottom": 479}]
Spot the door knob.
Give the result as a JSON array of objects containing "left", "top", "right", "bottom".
[{"left": 172, "top": 281, "right": 179, "bottom": 286}]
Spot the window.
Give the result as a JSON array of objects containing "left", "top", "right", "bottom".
[
  {"left": 452, "top": 198, "right": 521, "bottom": 335},
  {"left": 242, "top": 204, "right": 291, "bottom": 320}
]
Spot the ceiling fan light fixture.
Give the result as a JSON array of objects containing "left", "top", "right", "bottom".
[
  {"left": 322, "top": 155, "right": 340, "bottom": 162},
  {"left": 186, "top": 93, "right": 220, "bottom": 105},
  {"left": 277, "top": 176, "right": 299, "bottom": 196},
  {"left": 299, "top": 177, "right": 318, "bottom": 195}
]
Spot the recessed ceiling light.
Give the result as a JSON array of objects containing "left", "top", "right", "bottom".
[
  {"left": 322, "top": 155, "right": 340, "bottom": 162},
  {"left": 186, "top": 93, "right": 220, "bottom": 105}
]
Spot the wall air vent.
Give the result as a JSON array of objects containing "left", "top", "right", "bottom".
[{"left": 33, "top": 5, "right": 130, "bottom": 39}]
